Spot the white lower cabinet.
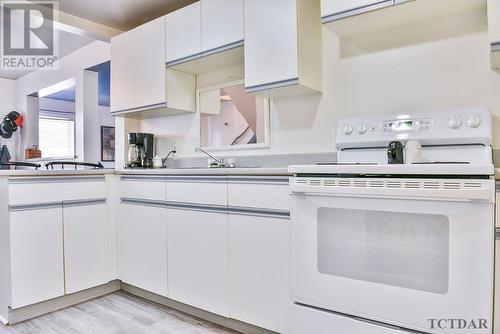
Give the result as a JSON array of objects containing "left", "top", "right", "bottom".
[
  {"left": 117, "top": 202, "right": 168, "bottom": 297},
  {"left": 167, "top": 208, "right": 229, "bottom": 316},
  {"left": 63, "top": 201, "right": 109, "bottom": 294},
  {"left": 10, "top": 206, "right": 65, "bottom": 308},
  {"left": 228, "top": 214, "right": 290, "bottom": 333}
]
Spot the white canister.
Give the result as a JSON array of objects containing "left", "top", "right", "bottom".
[
  {"left": 405, "top": 140, "right": 422, "bottom": 164},
  {"left": 152, "top": 155, "right": 162, "bottom": 168}
]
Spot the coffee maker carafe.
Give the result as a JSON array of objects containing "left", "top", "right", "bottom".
[{"left": 127, "top": 133, "right": 154, "bottom": 168}]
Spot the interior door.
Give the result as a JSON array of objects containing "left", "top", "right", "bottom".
[{"left": 291, "top": 193, "right": 494, "bottom": 334}]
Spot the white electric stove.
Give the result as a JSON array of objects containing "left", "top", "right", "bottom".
[{"left": 289, "top": 107, "right": 495, "bottom": 334}]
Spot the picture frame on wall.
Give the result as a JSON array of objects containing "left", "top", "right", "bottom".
[{"left": 101, "top": 126, "right": 115, "bottom": 162}]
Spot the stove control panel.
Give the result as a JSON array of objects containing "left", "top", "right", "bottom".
[
  {"left": 336, "top": 107, "right": 492, "bottom": 149},
  {"left": 381, "top": 118, "right": 432, "bottom": 133}
]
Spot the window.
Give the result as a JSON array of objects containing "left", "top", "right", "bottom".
[{"left": 39, "top": 111, "right": 75, "bottom": 159}]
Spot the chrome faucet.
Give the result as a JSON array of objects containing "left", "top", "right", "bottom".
[{"left": 193, "top": 147, "right": 226, "bottom": 168}]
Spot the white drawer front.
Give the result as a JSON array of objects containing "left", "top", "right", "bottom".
[
  {"left": 9, "top": 176, "right": 106, "bottom": 206},
  {"left": 291, "top": 304, "right": 414, "bottom": 334},
  {"left": 166, "top": 177, "right": 227, "bottom": 206},
  {"left": 120, "top": 176, "right": 166, "bottom": 201},
  {"left": 228, "top": 177, "right": 290, "bottom": 211}
]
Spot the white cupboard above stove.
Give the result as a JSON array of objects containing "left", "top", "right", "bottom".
[
  {"left": 488, "top": 0, "right": 500, "bottom": 71},
  {"left": 165, "top": 0, "right": 244, "bottom": 74},
  {"left": 244, "top": 0, "right": 322, "bottom": 99},
  {"left": 322, "top": 0, "right": 487, "bottom": 56},
  {"left": 111, "top": 16, "right": 196, "bottom": 118}
]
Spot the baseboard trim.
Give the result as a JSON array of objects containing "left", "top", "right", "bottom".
[
  {"left": 121, "top": 283, "right": 277, "bottom": 334},
  {"left": 8, "top": 280, "right": 121, "bottom": 324}
]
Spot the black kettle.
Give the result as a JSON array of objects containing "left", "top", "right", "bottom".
[{"left": 387, "top": 141, "right": 404, "bottom": 164}]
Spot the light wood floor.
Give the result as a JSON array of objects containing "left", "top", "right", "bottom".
[{"left": 0, "top": 291, "right": 239, "bottom": 334}]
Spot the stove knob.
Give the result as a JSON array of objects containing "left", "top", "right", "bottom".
[
  {"left": 357, "top": 123, "right": 367, "bottom": 134},
  {"left": 343, "top": 124, "right": 353, "bottom": 135},
  {"left": 466, "top": 115, "right": 481, "bottom": 128},
  {"left": 448, "top": 116, "right": 462, "bottom": 129}
]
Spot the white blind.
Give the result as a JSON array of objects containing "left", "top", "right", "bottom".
[{"left": 39, "top": 115, "right": 75, "bottom": 158}]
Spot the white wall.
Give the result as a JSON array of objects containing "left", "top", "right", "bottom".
[
  {"left": 0, "top": 79, "right": 17, "bottom": 160},
  {"left": 83, "top": 70, "right": 115, "bottom": 168},
  {"left": 135, "top": 29, "right": 500, "bottom": 160},
  {"left": 16, "top": 41, "right": 112, "bottom": 162}
]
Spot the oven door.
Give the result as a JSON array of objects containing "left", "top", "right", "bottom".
[{"left": 290, "top": 177, "right": 494, "bottom": 334}]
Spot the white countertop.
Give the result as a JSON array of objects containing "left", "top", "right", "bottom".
[
  {"left": 0, "top": 169, "right": 113, "bottom": 177},
  {"left": 0, "top": 167, "right": 290, "bottom": 177},
  {"left": 116, "top": 167, "right": 290, "bottom": 176}
]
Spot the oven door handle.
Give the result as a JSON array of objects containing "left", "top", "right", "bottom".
[{"left": 290, "top": 181, "right": 495, "bottom": 202}]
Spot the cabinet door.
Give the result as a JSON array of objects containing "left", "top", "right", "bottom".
[
  {"left": 10, "top": 207, "right": 65, "bottom": 308},
  {"left": 321, "top": 0, "right": 388, "bottom": 17},
  {"left": 64, "top": 202, "right": 109, "bottom": 294},
  {"left": 201, "top": 0, "right": 244, "bottom": 52},
  {"left": 488, "top": 0, "right": 500, "bottom": 43},
  {"left": 134, "top": 16, "right": 166, "bottom": 108},
  {"left": 244, "top": 0, "right": 299, "bottom": 89},
  {"left": 229, "top": 214, "right": 290, "bottom": 333},
  {"left": 117, "top": 203, "right": 168, "bottom": 296},
  {"left": 111, "top": 29, "right": 136, "bottom": 112},
  {"left": 167, "top": 209, "right": 229, "bottom": 316},
  {"left": 495, "top": 239, "right": 500, "bottom": 334},
  {"left": 165, "top": 2, "right": 202, "bottom": 63}
]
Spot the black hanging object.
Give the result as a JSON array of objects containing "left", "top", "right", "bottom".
[{"left": 0, "top": 111, "right": 23, "bottom": 139}]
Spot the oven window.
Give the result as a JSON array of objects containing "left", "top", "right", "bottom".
[{"left": 317, "top": 208, "right": 449, "bottom": 294}]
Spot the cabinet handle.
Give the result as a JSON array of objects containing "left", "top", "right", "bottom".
[
  {"left": 8, "top": 176, "right": 105, "bottom": 184},
  {"left": 63, "top": 199, "right": 106, "bottom": 208},
  {"left": 227, "top": 206, "right": 290, "bottom": 219},
  {"left": 9, "top": 202, "right": 62, "bottom": 212}
]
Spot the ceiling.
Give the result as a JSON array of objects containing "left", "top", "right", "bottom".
[
  {"left": 57, "top": 0, "right": 197, "bottom": 31},
  {"left": 0, "top": 0, "right": 195, "bottom": 79}
]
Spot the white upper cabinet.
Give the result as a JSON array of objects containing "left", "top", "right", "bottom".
[
  {"left": 165, "top": 2, "right": 202, "bottom": 64},
  {"left": 133, "top": 17, "right": 167, "bottom": 108},
  {"left": 111, "top": 17, "right": 166, "bottom": 113},
  {"left": 244, "top": 0, "right": 322, "bottom": 98},
  {"left": 111, "top": 16, "right": 196, "bottom": 117},
  {"left": 489, "top": 0, "right": 500, "bottom": 71},
  {"left": 110, "top": 30, "right": 136, "bottom": 112},
  {"left": 321, "top": 0, "right": 393, "bottom": 21},
  {"left": 201, "top": 0, "right": 244, "bottom": 52},
  {"left": 488, "top": 0, "right": 500, "bottom": 43}
]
